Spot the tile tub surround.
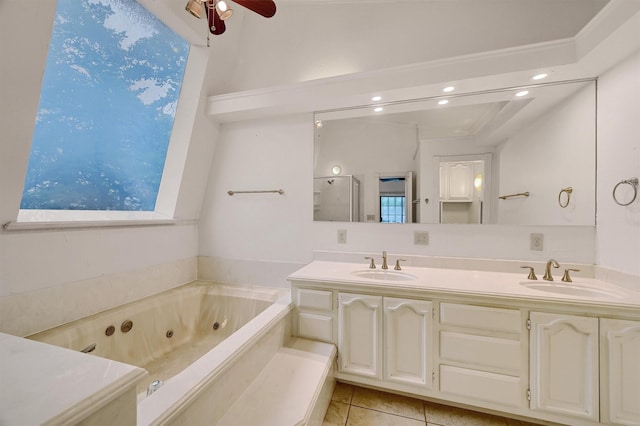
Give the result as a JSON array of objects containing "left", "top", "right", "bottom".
[
  {"left": 0, "top": 256, "right": 197, "bottom": 337},
  {"left": 323, "top": 383, "right": 545, "bottom": 426}
]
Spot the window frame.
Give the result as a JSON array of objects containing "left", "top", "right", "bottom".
[{"left": 8, "top": 1, "right": 208, "bottom": 230}]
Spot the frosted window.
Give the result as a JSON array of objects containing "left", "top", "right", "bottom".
[{"left": 21, "top": 0, "right": 189, "bottom": 211}]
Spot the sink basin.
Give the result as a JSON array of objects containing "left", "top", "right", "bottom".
[
  {"left": 520, "top": 281, "right": 623, "bottom": 298},
  {"left": 352, "top": 270, "right": 417, "bottom": 282}
]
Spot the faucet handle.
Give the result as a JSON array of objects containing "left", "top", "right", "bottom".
[
  {"left": 561, "top": 268, "right": 580, "bottom": 283},
  {"left": 394, "top": 259, "right": 407, "bottom": 271},
  {"left": 364, "top": 257, "right": 376, "bottom": 269},
  {"left": 520, "top": 266, "right": 537, "bottom": 280}
]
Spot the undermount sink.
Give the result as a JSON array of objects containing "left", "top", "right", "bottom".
[
  {"left": 352, "top": 270, "right": 417, "bottom": 282},
  {"left": 520, "top": 281, "right": 623, "bottom": 298}
]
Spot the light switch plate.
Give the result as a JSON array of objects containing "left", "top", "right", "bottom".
[{"left": 337, "top": 229, "right": 347, "bottom": 244}]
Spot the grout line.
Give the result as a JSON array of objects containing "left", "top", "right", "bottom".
[
  {"left": 344, "top": 403, "right": 350, "bottom": 426},
  {"left": 349, "top": 404, "right": 427, "bottom": 424}
]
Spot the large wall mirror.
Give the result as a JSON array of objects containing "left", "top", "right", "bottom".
[{"left": 313, "top": 79, "right": 596, "bottom": 226}]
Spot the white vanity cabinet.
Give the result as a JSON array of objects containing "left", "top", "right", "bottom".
[
  {"left": 294, "top": 287, "right": 335, "bottom": 343},
  {"left": 383, "top": 297, "right": 433, "bottom": 389},
  {"left": 529, "top": 312, "right": 600, "bottom": 422},
  {"left": 600, "top": 318, "right": 640, "bottom": 425},
  {"left": 337, "top": 293, "right": 382, "bottom": 378},
  {"left": 289, "top": 267, "right": 640, "bottom": 426},
  {"left": 337, "top": 293, "right": 435, "bottom": 386},
  {"left": 438, "top": 303, "right": 525, "bottom": 410}
]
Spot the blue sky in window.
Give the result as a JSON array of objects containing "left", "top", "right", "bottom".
[{"left": 21, "top": 0, "right": 189, "bottom": 211}]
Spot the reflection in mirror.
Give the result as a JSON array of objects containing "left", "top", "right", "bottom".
[
  {"left": 314, "top": 79, "right": 596, "bottom": 226},
  {"left": 439, "top": 160, "right": 485, "bottom": 224},
  {"left": 313, "top": 175, "right": 360, "bottom": 222},
  {"left": 378, "top": 172, "right": 413, "bottom": 223}
]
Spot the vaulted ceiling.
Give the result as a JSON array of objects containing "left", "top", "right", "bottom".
[{"left": 205, "top": 0, "right": 609, "bottom": 94}]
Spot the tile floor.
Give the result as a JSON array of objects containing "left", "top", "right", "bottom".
[{"left": 323, "top": 382, "right": 544, "bottom": 426}]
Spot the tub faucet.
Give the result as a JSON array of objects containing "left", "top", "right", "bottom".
[
  {"left": 381, "top": 251, "right": 389, "bottom": 270},
  {"left": 147, "top": 379, "right": 164, "bottom": 396},
  {"left": 543, "top": 259, "right": 560, "bottom": 281}
]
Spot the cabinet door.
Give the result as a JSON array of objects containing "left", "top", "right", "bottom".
[
  {"left": 447, "top": 163, "right": 472, "bottom": 200},
  {"left": 384, "top": 297, "right": 433, "bottom": 388},
  {"left": 338, "top": 293, "right": 382, "bottom": 378},
  {"left": 529, "top": 312, "right": 599, "bottom": 421},
  {"left": 600, "top": 318, "right": 640, "bottom": 425}
]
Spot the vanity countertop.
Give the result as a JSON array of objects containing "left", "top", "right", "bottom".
[
  {"left": 0, "top": 332, "right": 146, "bottom": 425},
  {"left": 288, "top": 261, "right": 640, "bottom": 311}
]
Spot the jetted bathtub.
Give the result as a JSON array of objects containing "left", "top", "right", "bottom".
[{"left": 28, "top": 281, "right": 292, "bottom": 425}]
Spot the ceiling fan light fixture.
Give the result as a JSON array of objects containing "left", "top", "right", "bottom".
[
  {"left": 216, "top": 0, "right": 233, "bottom": 20},
  {"left": 185, "top": 0, "right": 204, "bottom": 18}
]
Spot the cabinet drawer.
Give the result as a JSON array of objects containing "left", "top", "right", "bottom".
[
  {"left": 297, "top": 313, "right": 333, "bottom": 342},
  {"left": 440, "top": 365, "right": 522, "bottom": 408},
  {"left": 440, "top": 331, "right": 520, "bottom": 373},
  {"left": 297, "top": 288, "right": 333, "bottom": 312},
  {"left": 440, "top": 303, "right": 520, "bottom": 333}
]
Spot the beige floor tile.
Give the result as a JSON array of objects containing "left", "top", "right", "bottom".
[
  {"left": 351, "top": 387, "right": 425, "bottom": 421},
  {"left": 347, "top": 406, "right": 426, "bottom": 426},
  {"left": 505, "top": 418, "right": 545, "bottom": 426},
  {"left": 332, "top": 381, "right": 355, "bottom": 404},
  {"left": 424, "top": 402, "right": 508, "bottom": 426},
  {"left": 323, "top": 401, "right": 350, "bottom": 426}
]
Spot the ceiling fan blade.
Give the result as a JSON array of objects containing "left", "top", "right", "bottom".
[
  {"left": 233, "top": 0, "right": 276, "bottom": 18},
  {"left": 205, "top": 1, "right": 226, "bottom": 35}
]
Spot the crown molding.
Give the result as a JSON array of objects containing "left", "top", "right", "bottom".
[{"left": 206, "top": 0, "right": 640, "bottom": 122}]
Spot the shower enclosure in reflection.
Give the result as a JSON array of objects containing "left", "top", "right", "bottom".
[{"left": 313, "top": 175, "right": 361, "bottom": 222}]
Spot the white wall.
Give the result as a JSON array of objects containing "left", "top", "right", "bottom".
[
  {"left": 197, "top": 115, "right": 314, "bottom": 286},
  {"left": 497, "top": 84, "right": 596, "bottom": 225},
  {"left": 596, "top": 49, "right": 640, "bottom": 276}
]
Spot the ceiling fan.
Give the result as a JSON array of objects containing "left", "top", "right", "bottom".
[{"left": 185, "top": 0, "right": 276, "bottom": 38}]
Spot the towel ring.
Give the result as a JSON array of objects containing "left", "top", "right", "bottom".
[
  {"left": 558, "top": 187, "right": 573, "bottom": 208},
  {"left": 613, "top": 177, "right": 638, "bottom": 206}
]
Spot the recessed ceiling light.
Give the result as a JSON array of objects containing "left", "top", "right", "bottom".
[
  {"left": 374, "top": 107, "right": 384, "bottom": 112},
  {"left": 438, "top": 99, "right": 449, "bottom": 105},
  {"left": 532, "top": 73, "right": 548, "bottom": 80},
  {"left": 314, "top": 120, "right": 323, "bottom": 128},
  {"left": 516, "top": 90, "right": 529, "bottom": 97},
  {"left": 443, "top": 86, "right": 455, "bottom": 93},
  {"left": 372, "top": 96, "right": 382, "bottom": 102}
]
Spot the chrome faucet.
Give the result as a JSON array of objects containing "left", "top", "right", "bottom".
[
  {"left": 381, "top": 251, "right": 389, "bottom": 270},
  {"left": 543, "top": 259, "right": 560, "bottom": 281},
  {"left": 147, "top": 379, "right": 164, "bottom": 396}
]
